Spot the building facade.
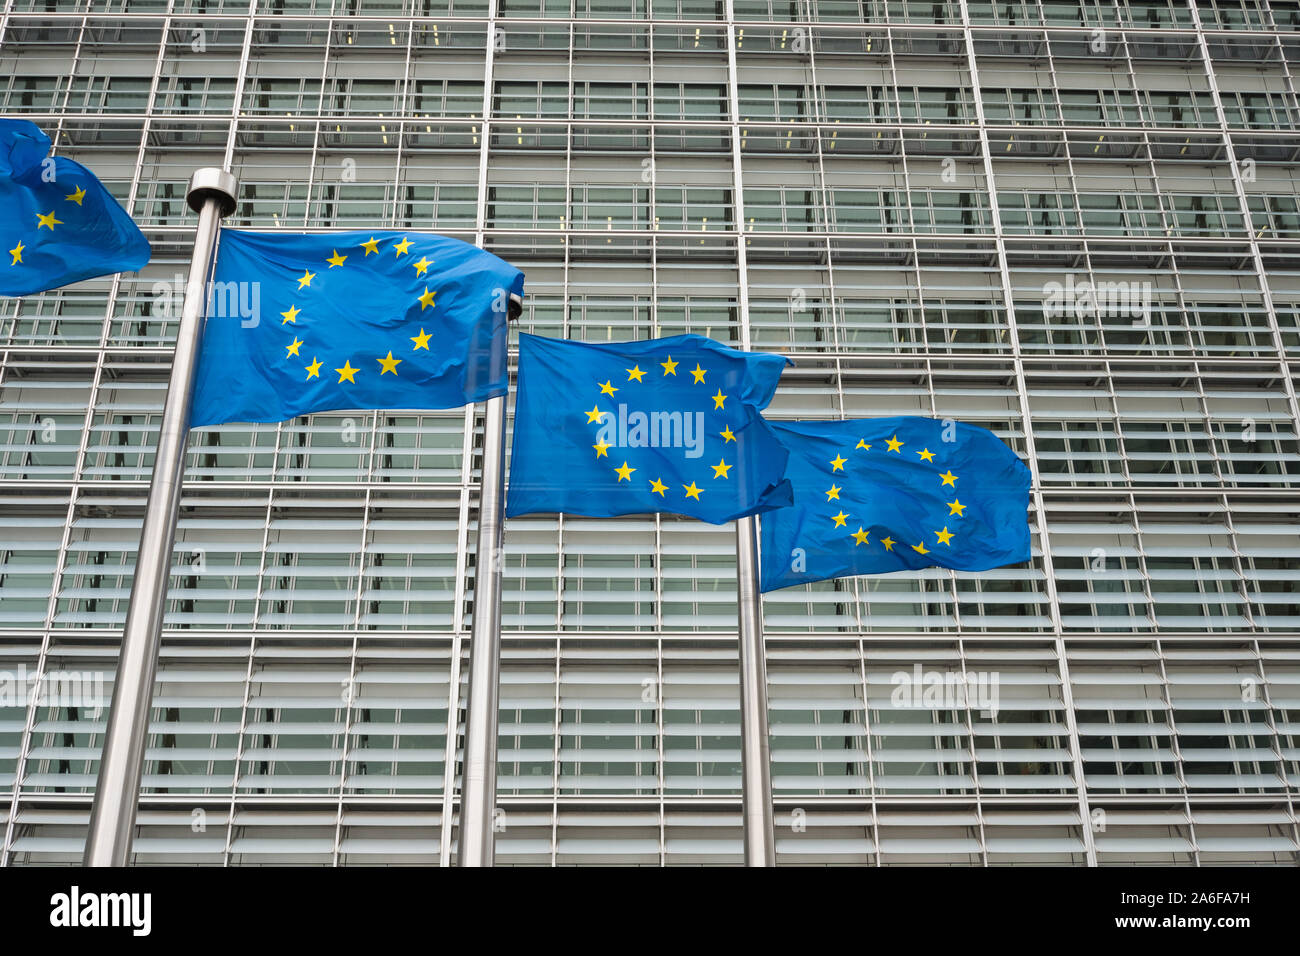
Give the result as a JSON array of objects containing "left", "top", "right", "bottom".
[{"left": 1, "top": 0, "right": 1299, "bottom": 865}]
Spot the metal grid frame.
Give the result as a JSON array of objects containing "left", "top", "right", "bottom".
[{"left": 0, "top": 0, "right": 1298, "bottom": 864}]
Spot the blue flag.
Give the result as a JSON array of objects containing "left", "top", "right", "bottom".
[
  {"left": 191, "top": 230, "right": 523, "bottom": 427},
  {"left": 506, "top": 333, "right": 793, "bottom": 525},
  {"left": 0, "top": 119, "right": 150, "bottom": 297},
  {"left": 760, "top": 417, "right": 1031, "bottom": 591}
]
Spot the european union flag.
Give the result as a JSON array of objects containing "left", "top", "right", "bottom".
[
  {"left": 760, "top": 417, "right": 1031, "bottom": 591},
  {"left": 507, "top": 334, "right": 793, "bottom": 525},
  {"left": 190, "top": 230, "right": 523, "bottom": 427},
  {"left": 0, "top": 119, "right": 150, "bottom": 297}
]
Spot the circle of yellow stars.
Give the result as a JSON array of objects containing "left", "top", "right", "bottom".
[
  {"left": 282, "top": 235, "right": 438, "bottom": 384},
  {"left": 585, "top": 354, "right": 736, "bottom": 503},
  {"left": 827, "top": 433, "right": 964, "bottom": 556},
  {"left": 7, "top": 184, "right": 89, "bottom": 268}
]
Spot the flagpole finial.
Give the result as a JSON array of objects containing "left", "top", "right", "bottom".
[{"left": 186, "top": 167, "right": 238, "bottom": 217}]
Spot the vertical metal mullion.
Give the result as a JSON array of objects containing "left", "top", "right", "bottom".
[
  {"left": 1152, "top": 637, "right": 1198, "bottom": 865},
  {"left": 1052, "top": 32, "right": 1103, "bottom": 361},
  {"left": 3, "top": 9, "right": 140, "bottom": 857},
  {"left": 1187, "top": 0, "right": 1300, "bottom": 433},
  {"left": 1253, "top": 641, "right": 1299, "bottom": 836},
  {"left": 554, "top": 16, "right": 574, "bottom": 868},
  {"left": 220, "top": 498, "right": 272, "bottom": 867},
  {"left": 224, "top": 15, "right": 256, "bottom": 174},
  {"left": 50, "top": 14, "right": 88, "bottom": 149},
  {"left": 333, "top": 469, "right": 376, "bottom": 865},
  {"left": 1129, "top": 488, "right": 1160, "bottom": 632},
  {"left": 957, "top": 0, "right": 1097, "bottom": 865},
  {"left": 656, "top": 634, "right": 666, "bottom": 865},
  {"left": 1218, "top": 485, "right": 1258, "bottom": 632},
  {"left": 331, "top": 634, "right": 360, "bottom": 867},
  {"left": 647, "top": 16, "right": 659, "bottom": 338},
  {"left": 221, "top": 631, "right": 259, "bottom": 868},
  {"left": 390, "top": 15, "right": 415, "bottom": 229},
  {"left": 804, "top": 15, "right": 862, "bottom": 642},
  {"left": 957, "top": 640, "right": 988, "bottom": 866},
  {"left": 300, "top": 15, "right": 334, "bottom": 230},
  {"left": 550, "top": 639, "right": 562, "bottom": 866},
  {"left": 855, "top": 635, "right": 878, "bottom": 862}
]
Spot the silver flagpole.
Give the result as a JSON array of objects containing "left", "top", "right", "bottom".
[
  {"left": 722, "top": 0, "right": 774, "bottom": 866},
  {"left": 84, "top": 168, "right": 237, "bottom": 867},
  {"left": 456, "top": 291, "right": 519, "bottom": 867},
  {"left": 456, "top": 392, "right": 508, "bottom": 866},
  {"left": 735, "top": 516, "right": 775, "bottom": 865}
]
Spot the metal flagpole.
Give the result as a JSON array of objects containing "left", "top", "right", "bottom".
[
  {"left": 735, "top": 516, "right": 776, "bottom": 865},
  {"left": 721, "top": 0, "right": 775, "bottom": 866},
  {"left": 456, "top": 393, "right": 507, "bottom": 866},
  {"left": 456, "top": 291, "right": 519, "bottom": 867},
  {"left": 84, "top": 168, "right": 237, "bottom": 867}
]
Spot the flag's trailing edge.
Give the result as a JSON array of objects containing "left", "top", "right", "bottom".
[
  {"left": 760, "top": 416, "right": 1032, "bottom": 592},
  {"left": 0, "top": 118, "right": 150, "bottom": 297},
  {"left": 506, "top": 333, "right": 793, "bottom": 525},
  {"left": 190, "top": 229, "right": 524, "bottom": 427}
]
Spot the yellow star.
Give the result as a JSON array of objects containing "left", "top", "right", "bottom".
[
  {"left": 412, "top": 256, "right": 432, "bottom": 275},
  {"left": 712, "top": 389, "right": 726, "bottom": 410},
  {"left": 917, "top": 448, "right": 935, "bottom": 462},
  {"left": 593, "top": 439, "right": 611, "bottom": 458},
  {"left": 411, "top": 328, "right": 432, "bottom": 350},
  {"left": 649, "top": 477, "right": 667, "bottom": 496},
  {"left": 830, "top": 455, "right": 846, "bottom": 472},
  {"left": 683, "top": 482, "right": 702, "bottom": 500},
  {"left": 305, "top": 357, "right": 322, "bottom": 379},
  {"left": 64, "top": 185, "right": 86, "bottom": 205},
  {"left": 661, "top": 356, "right": 678, "bottom": 376},
  {"left": 36, "top": 210, "right": 61, "bottom": 230},
  {"left": 912, "top": 542, "right": 930, "bottom": 555},
  {"left": 690, "top": 364, "right": 706, "bottom": 384},
  {"left": 939, "top": 470, "right": 958, "bottom": 487},
  {"left": 393, "top": 236, "right": 412, "bottom": 256},
  {"left": 885, "top": 434, "right": 904, "bottom": 453},
  {"left": 831, "top": 511, "right": 849, "bottom": 528},
  {"left": 599, "top": 380, "right": 618, "bottom": 396},
  {"left": 297, "top": 269, "right": 315, "bottom": 289},
  {"left": 720, "top": 425, "right": 736, "bottom": 443},
  {"left": 377, "top": 351, "right": 402, "bottom": 375},
  {"left": 935, "top": 527, "right": 954, "bottom": 546},
  {"left": 856, "top": 439, "right": 871, "bottom": 450},
  {"left": 8, "top": 241, "right": 23, "bottom": 265},
  {"left": 627, "top": 365, "right": 645, "bottom": 382},
  {"left": 418, "top": 287, "right": 436, "bottom": 310},
  {"left": 615, "top": 461, "right": 636, "bottom": 482},
  {"left": 852, "top": 527, "right": 870, "bottom": 546},
  {"left": 948, "top": 499, "right": 965, "bottom": 517},
  {"left": 361, "top": 236, "right": 380, "bottom": 256},
  {"left": 327, "top": 249, "right": 347, "bottom": 267},
  {"left": 335, "top": 361, "right": 359, "bottom": 383},
  {"left": 584, "top": 405, "right": 606, "bottom": 424},
  {"left": 285, "top": 337, "right": 303, "bottom": 357},
  {"left": 881, "top": 536, "right": 895, "bottom": 551},
  {"left": 711, "top": 459, "right": 731, "bottom": 479},
  {"left": 280, "top": 304, "right": 300, "bottom": 324},
  {"left": 825, "top": 484, "right": 841, "bottom": 501}
]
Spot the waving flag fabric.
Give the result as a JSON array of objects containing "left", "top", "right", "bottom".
[
  {"left": 506, "top": 333, "right": 792, "bottom": 525},
  {"left": 0, "top": 119, "right": 150, "bottom": 297},
  {"left": 190, "top": 229, "right": 523, "bottom": 427},
  {"left": 760, "top": 416, "right": 1032, "bottom": 591}
]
